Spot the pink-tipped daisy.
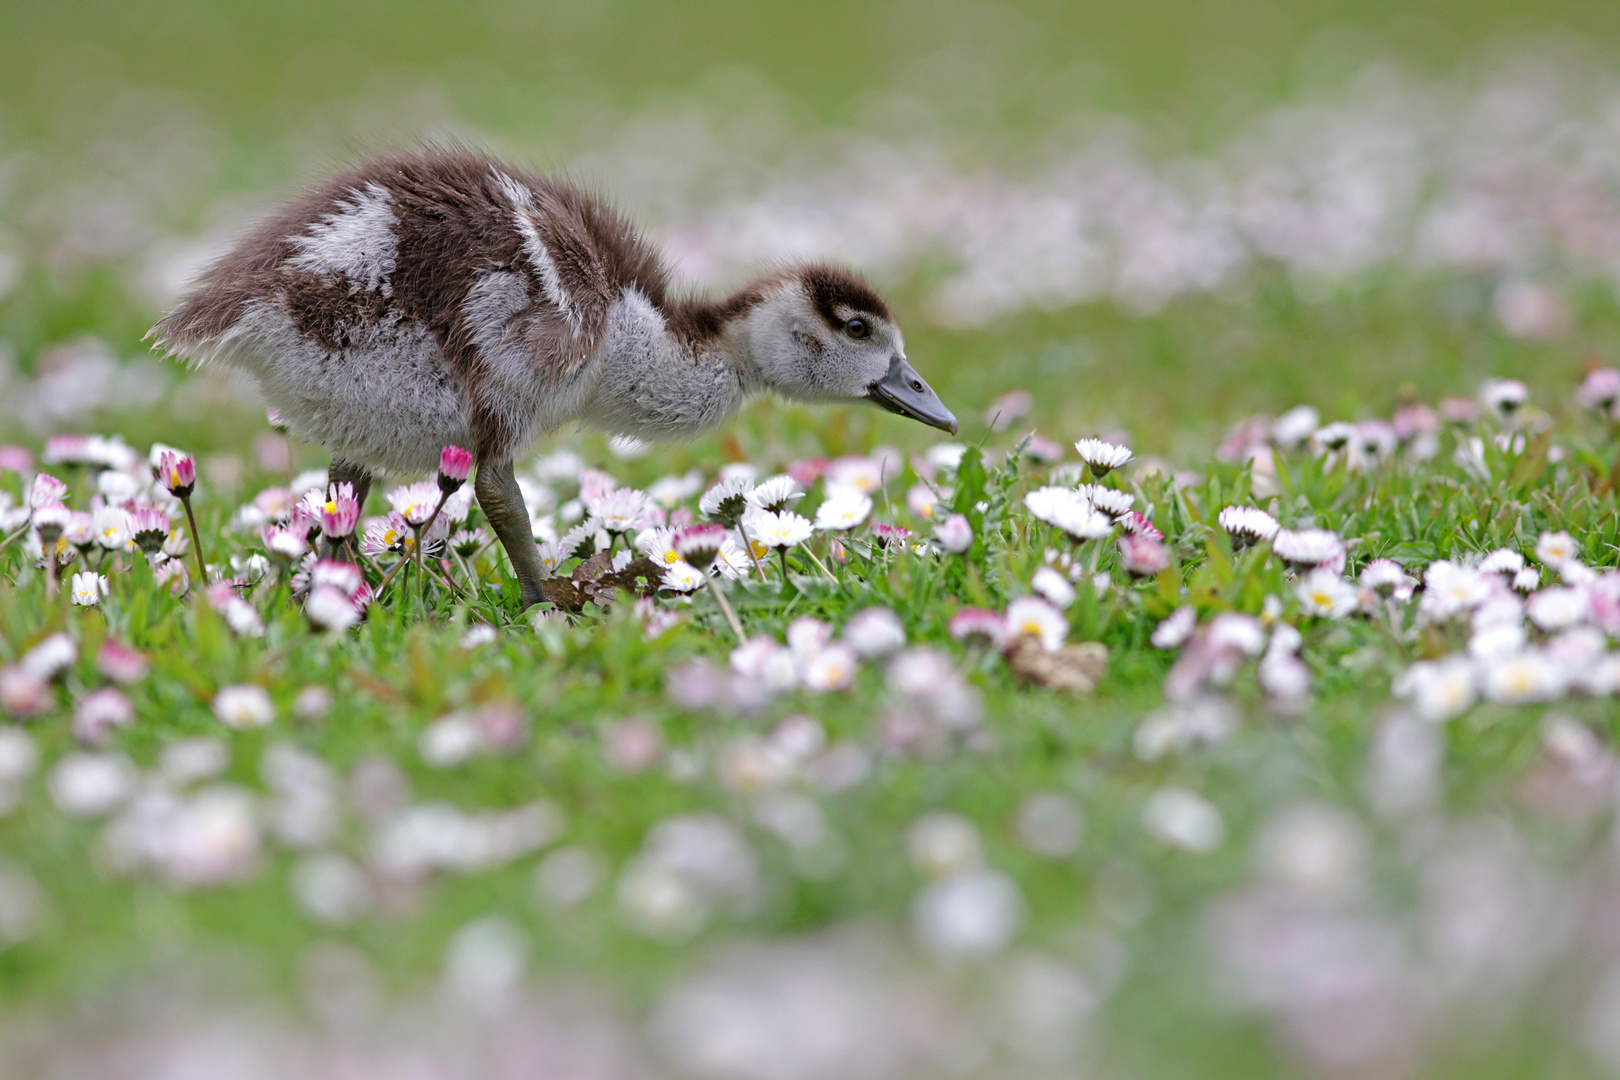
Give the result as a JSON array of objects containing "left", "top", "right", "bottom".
[
  {"left": 1074, "top": 438, "right": 1133, "bottom": 477},
  {"left": 438, "top": 445, "right": 473, "bottom": 493}
]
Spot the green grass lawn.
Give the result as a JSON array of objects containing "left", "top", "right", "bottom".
[{"left": 6, "top": 2, "right": 1620, "bottom": 1076}]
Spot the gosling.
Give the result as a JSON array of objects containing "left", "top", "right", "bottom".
[{"left": 150, "top": 147, "right": 957, "bottom": 608}]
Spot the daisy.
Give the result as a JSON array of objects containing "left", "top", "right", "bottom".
[
  {"left": 1479, "top": 378, "right": 1529, "bottom": 418},
  {"left": 949, "top": 608, "right": 1005, "bottom": 645},
  {"left": 437, "top": 445, "right": 473, "bottom": 493},
  {"left": 1001, "top": 597, "right": 1068, "bottom": 652},
  {"left": 814, "top": 491, "right": 873, "bottom": 531},
  {"left": 321, "top": 486, "right": 362, "bottom": 540},
  {"left": 800, "top": 643, "right": 858, "bottom": 692},
  {"left": 1310, "top": 421, "right": 1357, "bottom": 452},
  {"left": 635, "top": 527, "right": 684, "bottom": 568},
  {"left": 869, "top": 524, "right": 913, "bottom": 549},
  {"left": 262, "top": 524, "right": 309, "bottom": 563},
  {"left": 93, "top": 507, "right": 133, "bottom": 551},
  {"left": 387, "top": 481, "right": 440, "bottom": 527},
  {"left": 1419, "top": 560, "right": 1493, "bottom": 620},
  {"left": 29, "top": 473, "right": 68, "bottom": 510},
  {"left": 1394, "top": 657, "right": 1477, "bottom": 721},
  {"left": 660, "top": 562, "right": 706, "bottom": 593},
  {"left": 69, "top": 571, "right": 108, "bottom": 607},
  {"left": 907, "top": 484, "right": 942, "bottom": 519},
  {"left": 1077, "top": 484, "right": 1135, "bottom": 518},
  {"left": 1025, "top": 487, "right": 1112, "bottom": 541},
  {"left": 1208, "top": 613, "right": 1266, "bottom": 656},
  {"left": 743, "top": 508, "right": 813, "bottom": 550},
  {"left": 647, "top": 470, "right": 704, "bottom": 509},
  {"left": 1534, "top": 530, "right": 1579, "bottom": 569},
  {"left": 1118, "top": 533, "right": 1170, "bottom": 577},
  {"left": 1478, "top": 548, "right": 1524, "bottom": 576},
  {"left": 1526, "top": 587, "right": 1589, "bottom": 631},
  {"left": 699, "top": 476, "right": 753, "bottom": 527},
  {"left": 1218, "top": 506, "right": 1279, "bottom": 548},
  {"left": 129, "top": 507, "right": 170, "bottom": 555},
  {"left": 535, "top": 539, "right": 569, "bottom": 576},
  {"left": 586, "top": 487, "right": 650, "bottom": 535},
  {"left": 1295, "top": 568, "right": 1358, "bottom": 618},
  {"left": 935, "top": 514, "right": 974, "bottom": 554},
  {"left": 1577, "top": 368, "right": 1620, "bottom": 412},
  {"left": 824, "top": 455, "right": 888, "bottom": 495},
  {"left": 1074, "top": 438, "right": 1132, "bottom": 477},
  {"left": 214, "top": 685, "right": 275, "bottom": 729},
  {"left": 1271, "top": 528, "right": 1345, "bottom": 572},
  {"left": 1358, "top": 558, "right": 1414, "bottom": 599},
  {"left": 746, "top": 475, "right": 803, "bottom": 513},
  {"left": 1032, "top": 566, "right": 1076, "bottom": 609},
  {"left": 1480, "top": 649, "right": 1563, "bottom": 704},
  {"left": 306, "top": 586, "right": 361, "bottom": 632},
  {"left": 1151, "top": 607, "right": 1196, "bottom": 649},
  {"left": 1270, "top": 406, "right": 1320, "bottom": 448},
  {"left": 843, "top": 608, "right": 906, "bottom": 659}
]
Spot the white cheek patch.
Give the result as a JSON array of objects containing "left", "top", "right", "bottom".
[{"left": 286, "top": 182, "right": 399, "bottom": 296}]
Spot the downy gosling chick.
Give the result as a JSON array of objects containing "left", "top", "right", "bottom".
[{"left": 150, "top": 147, "right": 957, "bottom": 607}]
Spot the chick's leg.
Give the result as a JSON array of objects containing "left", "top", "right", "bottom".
[
  {"left": 323, "top": 458, "right": 373, "bottom": 559},
  {"left": 475, "top": 458, "right": 546, "bottom": 608}
]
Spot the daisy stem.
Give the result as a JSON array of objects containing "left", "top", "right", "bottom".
[
  {"left": 706, "top": 574, "right": 745, "bottom": 641},
  {"left": 43, "top": 556, "right": 57, "bottom": 602},
  {"left": 802, "top": 544, "right": 837, "bottom": 582},
  {"left": 180, "top": 495, "right": 208, "bottom": 586},
  {"left": 778, "top": 548, "right": 789, "bottom": 581},
  {"left": 743, "top": 540, "right": 768, "bottom": 581}
]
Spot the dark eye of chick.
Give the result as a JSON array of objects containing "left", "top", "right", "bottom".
[{"left": 844, "top": 318, "right": 870, "bottom": 340}]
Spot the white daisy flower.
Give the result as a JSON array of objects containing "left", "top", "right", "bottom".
[
  {"left": 1295, "top": 569, "right": 1358, "bottom": 619},
  {"left": 586, "top": 487, "right": 650, "bottom": 535},
  {"left": 660, "top": 562, "right": 706, "bottom": 593},
  {"left": 800, "top": 643, "right": 858, "bottom": 692},
  {"left": 1534, "top": 530, "right": 1579, "bottom": 569},
  {"left": 1512, "top": 567, "right": 1541, "bottom": 592},
  {"left": 1073, "top": 438, "right": 1133, "bottom": 476},
  {"left": 1526, "top": 586, "right": 1589, "bottom": 631},
  {"left": 387, "top": 481, "right": 440, "bottom": 527},
  {"left": 635, "top": 527, "right": 684, "bottom": 568},
  {"left": 1358, "top": 558, "right": 1413, "bottom": 597},
  {"left": 1270, "top": 406, "right": 1320, "bottom": 448},
  {"left": 1208, "top": 613, "right": 1265, "bottom": 655},
  {"left": 1394, "top": 657, "right": 1476, "bottom": 721},
  {"left": 647, "top": 470, "right": 705, "bottom": 509},
  {"left": 1479, "top": 378, "right": 1529, "bottom": 417},
  {"left": 92, "top": 506, "right": 132, "bottom": 551},
  {"left": 1218, "top": 506, "right": 1279, "bottom": 547},
  {"left": 69, "top": 571, "right": 109, "bottom": 607},
  {"left": 743, "top": 508, "right": 813, "bottom": 550},
  {"left": 1151, "top": 607, "right": 1196, "bottom": 649},
  {"left": 1419, "top": 560, "right": 1493, "bottom": 621},
  {"left": 1310, "top": 421, "right": 1357, "bottom": 452},
  {"left": 214, "top": 685, "right": 275, "bottom": 730},
  {"left": 1024, "top": 487, "right": 1112, "bottom": 541},
  {"left": 1271, "top": 527, "right": 1345, "bottom": 570},
  {"left": 1480, "top": 649, "right": 1564, "bottom": 704},
  {"left": 843, "top": 608, "right": 906, "bottom": 659},
  {"left": 1031, "top": 566, "right": 1076, "bottom": 609},
  {"left": 1002, "top": 597, "right": 1068, "bottom": 652},
  {"left": 1077, "top": 484, "right": 1135, "bottom": 518},
  {"left": 1478, "top": 548, "right": 1525, "bottom": 576},
  {"left": 746, "top": 475, "right": 804, "bottom": 513},
  {"left": 814, "top": 491, "right": 873, "bottom": 531},
  {"left": 698, "top": 475, "right": 753, "bottom": 527}
]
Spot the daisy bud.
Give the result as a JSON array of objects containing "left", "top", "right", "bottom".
[
  {"left": 306, "top": 585, "right": 361, "bottom": 633},
  {"left": 130, "top": 507, "right": 171, "bottom": 555},
  {"left": 438, "top": 445, "right": 473, "bottom": 494},
  {"left": 159, "top": 451, "right": 197, "bottom": 499},
  {"left": 935, "top": 513, "right": 974, "bottom": 554},
  {"left": 674, "top": 524, "right": 728, "bottom": 571}
]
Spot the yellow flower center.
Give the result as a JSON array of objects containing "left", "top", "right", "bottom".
[
  {"left": 325, "top": 500, "right": 337, "bottom": 514},
  {"left": 750, "top": 541, "right": 769, "bottom": 559},
  {"left": 664, "top": 551, "right": 679, "bottom": 564}
]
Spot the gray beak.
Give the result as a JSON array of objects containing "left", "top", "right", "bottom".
[{"left": 866, "top": 356, "right": 958, "bottom": 435}]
